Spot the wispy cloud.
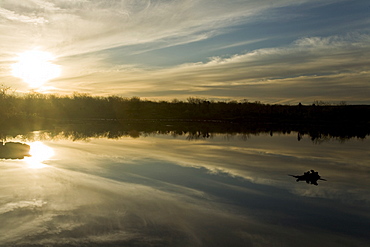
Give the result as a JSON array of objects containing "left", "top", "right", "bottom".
[
  {"left": 0, "top": 7, "right": 48, "bottom": 24},
  {"left": 49, "top": 33, "right": 370, "bottom": 103},
  {"left": 0, "top": 0, "right": 334, "bottom": 56},
  {"left": 215, "top": 38, "right": 268, "bottom": 51}
]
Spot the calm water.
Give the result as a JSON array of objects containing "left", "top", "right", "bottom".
[{"left": 0, "top": 130, "right": 369, "bottom": 246}]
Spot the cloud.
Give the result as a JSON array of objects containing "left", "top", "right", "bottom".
[
  {"left": 0, "top": 7, "right": 48, "bottom": 24},
  {"left": 0, "top": 0, "right": 334, "bottom": 56},
  {"left": 48, "top": 33, "right": 370, "bottom": 103}
]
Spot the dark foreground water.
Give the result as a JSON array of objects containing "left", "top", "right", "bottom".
[{"left": 0, "top": 130, "right": 369, "bottom": 247}]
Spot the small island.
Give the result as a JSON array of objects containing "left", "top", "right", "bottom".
[{"left": 0, "top": 142, "right": 30, "bottom": 159}]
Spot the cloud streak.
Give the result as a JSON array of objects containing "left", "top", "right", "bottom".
[
  {"left": 0, "top": 0, "right": 342, "bottom": 56},
  {"left": 50, "top": 34, "right": 370, "bottom": 103}
]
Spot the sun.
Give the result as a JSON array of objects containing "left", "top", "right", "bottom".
[{"left": 11, "top": 50, "right": 61, "bottom": 88}]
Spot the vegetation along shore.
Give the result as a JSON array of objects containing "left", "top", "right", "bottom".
[{"left": 1, "top": 88, "right": 369, "bottom": 138}]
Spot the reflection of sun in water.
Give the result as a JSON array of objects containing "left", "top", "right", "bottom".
[
  {"left": 11, "top": 50, "right": 61, "bottom": 88},
  {"left": 25, "top": 141, "right": 54, "bottom": 169}
]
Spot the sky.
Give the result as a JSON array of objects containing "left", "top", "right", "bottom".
[{"left": 0, "top": 0, "right": 369, "bottom": 104}]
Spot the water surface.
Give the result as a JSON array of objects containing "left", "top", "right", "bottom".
[{"left": 0, "top": 131, "right": 369, "bottom": 246}]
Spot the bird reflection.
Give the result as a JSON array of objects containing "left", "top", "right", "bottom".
[
  {"left": 0, "top": 142, "right": 30, "bottom": 159},
  {"left": 289, "top": 170, "right": 327, "bottom": 185}
]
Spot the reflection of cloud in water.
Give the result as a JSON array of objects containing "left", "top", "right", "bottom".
[
  {"left": 47, "top": 135, "right": 370, "bottom": 204},
  {"left": 0, "top": 199, "right": 46, "bottom": 214},
  {"left": 0, "top": 166, "right": 264, "bottom": 246},
  {"left": 1, "top": 134, "right": 369, "bottom": 246}
]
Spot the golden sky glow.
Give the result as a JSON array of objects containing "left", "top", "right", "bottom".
[{"left": 0, "top": 0, "right": 369, "bottom": 103}]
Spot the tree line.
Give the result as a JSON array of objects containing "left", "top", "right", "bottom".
[{"left": 1, "top": 91, "right": 370, "bottom": 127}]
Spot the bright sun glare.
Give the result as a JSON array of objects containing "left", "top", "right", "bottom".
[
  {"left": 11, "top": 50, "right": 61, "bottom": 88},
  {"left": 25, "top": 141, "right": 55, "bottom": 169}
]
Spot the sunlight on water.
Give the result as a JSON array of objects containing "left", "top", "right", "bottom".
[
  {"left": 0, "top": 131, "right": 369, "bottom": 246},
  {"left": 25, "top": 141, "right": 54, "bottom": 169}
]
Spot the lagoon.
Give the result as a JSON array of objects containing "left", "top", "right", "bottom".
[{"left": 0, "top": 128, "right": 369, "bottom": 246}]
